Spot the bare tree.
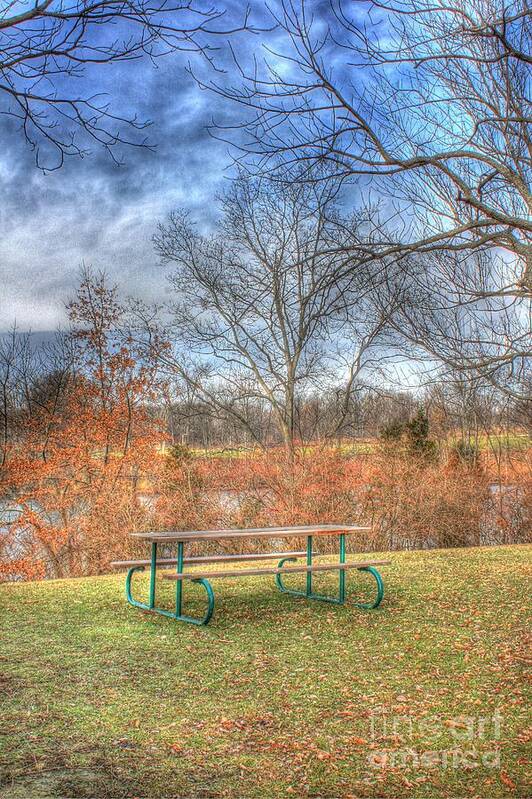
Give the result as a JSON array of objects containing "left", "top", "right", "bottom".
[
  {"left": 0, "top": 329, "right": 25, "bottom": 469},
  {"left": 380, "top": 248, "right": 531, "bottom": 401},
  {"left": 0, "top": 328, "right": 76, "bottom": 472},
  {"left": 150, "top": 173, "right": 394, "bottom": 453},
  {"left": 204, "top": 0, "right": 531, "bottom": 295},
  {"left": 0, "top": 0, "right": 250, "bottom": 170}
]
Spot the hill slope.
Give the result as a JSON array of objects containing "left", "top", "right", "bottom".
[{"left": 0, "top": 545, "right": 530, "bottom": 798}]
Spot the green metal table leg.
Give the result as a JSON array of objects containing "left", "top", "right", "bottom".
[
  {"left": 339, "top": 533, "right": 346, "bottom": 604},
  {"left": 149, "top": 542, "right": 157, "bottom": 609},
  {"left": 175, "top": 541, "right": 183, "bottom": 617},
  {"left": 306, "top": 535, "right": 313, "bottom": 596}
]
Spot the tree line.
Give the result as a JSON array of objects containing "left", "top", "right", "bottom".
[{"left": 1, "top": 257, "right": 529, "bottom": 460}]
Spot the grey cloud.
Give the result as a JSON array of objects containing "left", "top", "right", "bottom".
[
  {"left": 0, "top": 61, "right": 232, "bottom": 330},
  {"left": 0, "top": 1, "right": 336, "bottom": 331}
]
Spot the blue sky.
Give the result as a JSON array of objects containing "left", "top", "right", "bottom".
[{"left": 0, "top": 2, "right": 264, "bottom": 331}]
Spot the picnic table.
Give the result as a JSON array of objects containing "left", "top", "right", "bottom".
[{"left": 111, "top": 524, "right": 390, "bottom": 626}]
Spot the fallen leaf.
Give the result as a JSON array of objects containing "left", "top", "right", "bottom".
[{"left": 500, "top": 772, "right": 516, "bottom": 791}]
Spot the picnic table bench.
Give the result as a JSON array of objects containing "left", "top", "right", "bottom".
[{"left": 111, "top": 524, "right": 390, "bottom": 626}]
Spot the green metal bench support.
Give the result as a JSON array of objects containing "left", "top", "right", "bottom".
[
  {"left": 355, "top": 565, "right": 384, "bottom": 609},
  {"left": 125, "top": 534, "right": 384, "bottom": 625},
  {"left": 125, "top": 542, "right": 215, "bottom": 625},
  {"left": 275, "top": 534, "right": 384, "bottom": 609}
]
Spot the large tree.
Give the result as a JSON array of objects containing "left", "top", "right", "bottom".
[
  {"left": 150, "top": 173, "right": 394, "bottom": 453},
  {"left": 205, "top": 0, "right": 531, "bottom": 295}
]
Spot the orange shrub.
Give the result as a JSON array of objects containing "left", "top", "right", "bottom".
[{"left": 2, "top": 438, "right": 529, "bottom": 580}]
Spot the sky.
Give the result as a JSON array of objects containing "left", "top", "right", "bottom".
[
  {"left": 0, "top": 0, "right": 381, "bottom": 334},
  {"left": 0, "top": 2, "right": 272, "bottom": 332}
]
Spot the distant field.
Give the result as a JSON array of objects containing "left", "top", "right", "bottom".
[
  {"left": 157, "top": 432, "right": 531, "bottom": 458},
  {"left": 0, "top": 545, "right": 529, "bottom": 798}
]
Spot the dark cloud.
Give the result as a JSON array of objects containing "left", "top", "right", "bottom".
[
  {"left": 0, "top": 6, "right": 251, "bottom": 331},
  {"left": 0, "top": 1, "right": 355, "bottom": 331}
]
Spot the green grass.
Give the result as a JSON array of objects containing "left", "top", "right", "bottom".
[
  {"left": 0, "top": 546, "right": 530, "bottom": 799},
  {"left": 172, "top": 433, "right": 531, "bottom": 459},
  {"left": 447, "top": 432, "right": 531, "bottom": 453}
]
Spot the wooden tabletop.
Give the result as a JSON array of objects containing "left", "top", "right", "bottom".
[{"left": 131, "top": 524, "right": 371, "bottom": 544}]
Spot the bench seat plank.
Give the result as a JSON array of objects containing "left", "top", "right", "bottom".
[
  {"left": 110, "top": 551, "right": 306, "bottom": 569},
  {"left": 162, "top": 560, "right": 391, "bottom": 581}
]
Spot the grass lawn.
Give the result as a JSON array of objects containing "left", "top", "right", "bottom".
[{"left": 0, "top": 545, "right": 530, "bottom": 798}]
